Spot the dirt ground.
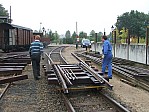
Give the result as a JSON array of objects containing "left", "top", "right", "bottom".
[{"left": 62, "top": 45, "right": 149, "bottom": 112}]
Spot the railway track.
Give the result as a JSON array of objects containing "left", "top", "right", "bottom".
[
  {"left": 76, "top": 51, "right": 149, "bottom": 92},
  {"left": 44, "top": 46, "right": 129, "bottom": 112},
  {"left": 0, "top": 81, "right": 11, "bottom": 100},
  {"left": 0, "top": 52, "right": 30, "bottom": 100}
]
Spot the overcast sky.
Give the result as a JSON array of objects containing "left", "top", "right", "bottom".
[{"left": 0, "top": 0, "right": 149, "bottom": 35}]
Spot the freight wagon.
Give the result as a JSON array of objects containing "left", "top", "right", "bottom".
[{"left": 0, "top": 23, "right": 33, "bottom": 52}]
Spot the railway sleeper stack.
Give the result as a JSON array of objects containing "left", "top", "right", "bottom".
[
  {"left": 0, "top": 53, "right": 31, "bottom": 84},
  {"left": 45, "top": 63, "right": 113, "bottom": 93},
  {"left": 83, "top": 52, "right": 149, "bottom": 91}
]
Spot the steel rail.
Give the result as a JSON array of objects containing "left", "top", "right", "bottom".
[
  {"left": 61, "top": 93, "right": 75, "bottom": 112},
  {"left": 71, "top": 53, "right": 113, "bottom": 90},
  {"left": 73, "top": 52, "right": 131, "bottom": 111},
  {"left": 65, "top": 69, "right": 75, "bottom": 80},
  {"left": 45, "top": 46, "right": 71, "bottom": 92},
  {"left": 78, "top": 52, "right": 149, "bottom": 92},
  {"left": 0, "top": 53, "right": 30, "bottom": 100},
  {"left": 0, "top": 83, "right": 10, "bottom": 100},
  {"left": 57, "top": 65, "right": 73, "bottom": 85},
  {"left": 46, "top": 47, "right": 129, "bottom": 112},
  {"left": 100, "top": 92, "right": 130, "bottom": 112},
  {"left": 119, "top": 65, "right": 149, "bottom": 77},
  {"left": 69, "top": 69, "right": 78, "bottom": 80},
  {"left": 79, "top": 62, "right": 113, "bottom": 90},
  {"left": 113, "top": 66, "right": 149, "bottom": 92},
  {"left": 48, "top": 46, "right": 68, "bottom": 64},
  {"left": 0, "top": 73, "right": 17, "bottom": 100},
  {"left": 44, "top": 46, "right": 65, "bottom": 71},
  {"left": 46, "top": 46, "right": 76, "bottom": 111},
  {"left": 59, "top": 46, "right": 69, "bottom": 64},
  {"left": 53, "top": 64, "right": 68, "bottom": 93}
]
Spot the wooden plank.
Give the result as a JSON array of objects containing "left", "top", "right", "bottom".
[
  {"left": 0, "top": 63, "right": 27, "bottom": 66},
  {"left": 2, "top": 59, "right": 31, "bottom": 64},
  {"left": 0, "top": 68, "right": 23, "bottom": 71},
  {"left": 0, "top": 66, "right": 25, "bottom": 68},
  {"left": 0, "top": 75, "right": 28, "bottom": 84},
  {"left": 0, "top": 68, "right": 23, "bottom": 74},
  {"left": 14, "top": 57, "right": 30, "bottom": 59}
]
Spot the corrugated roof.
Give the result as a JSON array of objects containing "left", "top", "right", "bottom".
[
  {"left": 11, "top": 24, "right": 32, "bottom": 30},
  {"left": 0, "top": 22, "right": 32, "bottom": 30}
]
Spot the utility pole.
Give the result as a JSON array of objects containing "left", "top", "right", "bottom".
[
  {"left": 95, "top": 33, "right": 97, "bottom": 53},
  {"left": 114, "top": 30, "right": 116, "bottom": 57},
  {"left": 104, "top": 28, "right": 106, "bottom": 35},
  {"left": 127, "top": 30, "right": 130, "bottom": 60},
  {"left": 76, "top": 22, "right": 79, "bottom": 49},
  {"left": 40, "top": 22, "right": 42, "bottom": 33},
  {"left": 146, "top": 25, "right": 149, "bottom": 65},
  {"left": 9, "top": 6, "right": 11, "bottom": 23},
  {"left": 76, "top": 22, "right": 78, "bottom": 35}
]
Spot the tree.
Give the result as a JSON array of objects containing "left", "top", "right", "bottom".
[
  {"left": 48, "top": 30, "right": 55, "bottom": 42},
  {"left": 49, "top": 30, "right": 53, "bottom": 38},
  {"left": 119, "top": 27, "right": 128, "bottom": 43},
  {"left": 54, "top": 31, "right": 59, "bottom": 44},
  {"left": 116, "top": 10, "right": 149, "bottom": 42},
  {"left": 79, "top": 31, "right": 87, "bottom": 39},
  {"left": 65, "top": 30, "right": 71, "bottom": 38},
  {"left": 64, "top": 30, "right": 74, "bottom": 44},
  {"left": 72, "top": 31, "right": 77, "bottom": 38},
  {"left": 72, "top": 31, "right": 77, "bottom": 44},
  {"left": 47, "top": 30, "right": 59, "bottom": 44},
  {"left": 90, "top": 30, "right": 95, "bottom": 39},
  {"left": 89, "top": 31, "right": 103, "bottom": 42},
  {"left": 0, "top": 4, "right": 9, "bottom": 23},
  {"left": 97, "top": 32, "right": 103, "bottom": 42}
]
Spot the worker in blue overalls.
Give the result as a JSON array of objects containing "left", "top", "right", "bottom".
[{"left": 101, "top": 35, "right": 112, "bottom": 79}]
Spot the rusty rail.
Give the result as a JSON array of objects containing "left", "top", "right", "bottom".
[
  {"left": 78, "top": 52, "right": 149, "bottom": 92},
  {"left": 72, "top": 53, "right": 113, "bottom": 90}
]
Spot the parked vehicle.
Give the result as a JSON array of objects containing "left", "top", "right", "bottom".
[
  {"left": 0, "top": 23, "right": 33, "bottom": 52},
  {"left": 81, "top": 38, "right": 91, "bottom": 48}
]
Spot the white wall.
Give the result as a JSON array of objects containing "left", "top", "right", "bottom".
[{"left": 91, "top": 43, "right": 149, "bottom": 65}]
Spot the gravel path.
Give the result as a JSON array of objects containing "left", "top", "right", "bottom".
[
  {"left": 0, "top": 48, "right": 67, "bottom": 112},
  {"left": 1, "top": 45, "right": 149, "bottom": 112},
  {"left": 109, "top": 75, "right": 149, "bottom": 112},
  {"left": 62, "top": 45, "right": 149, "bottom": 112}
]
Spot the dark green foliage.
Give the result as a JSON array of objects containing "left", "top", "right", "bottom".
[
  {"left": 79, "top": 31, "right": 87, "bottom": 39},
  {"left": 47, "top": 30, "right": 59, "bottom": 44},
  {"left": 72, "top": 31, "right": 77, "bottom": 44},
  {"left": 116, "top": 10, "right": 149, "bottom": 38},
  {"left": 65, "top": 30, "right": 71, "bottom": 38},
  {"left": 89, "top": 30, "right": 103, "bottom": 42},
  {"left": 62, "top": 37, "right": 73, "bottom": 44},
  {"left": 0, "top": 4, "right": 9, "bottom": 23},
  {"left": 0, "top": 4, "right": 8, "bottom": 16}
]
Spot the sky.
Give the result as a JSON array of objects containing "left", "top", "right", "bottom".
[{"left": 0, "top": 0, "right": 149, "bottom": 36}]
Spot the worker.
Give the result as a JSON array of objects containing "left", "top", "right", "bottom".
[
  {"left": 101, "top": 35, "right": 113, "bottom": 79},
  {"left": 29, "top": 35, "right": 44, "bottom": 80}
]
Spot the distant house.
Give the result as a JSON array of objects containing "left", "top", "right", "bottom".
[{"left": 33, "top": 32, "right": 50, "bottom": 47}]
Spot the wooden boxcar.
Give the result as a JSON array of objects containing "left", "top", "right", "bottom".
[{"left": 0, "top": 23, "right": 33, "bottom": 52}]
